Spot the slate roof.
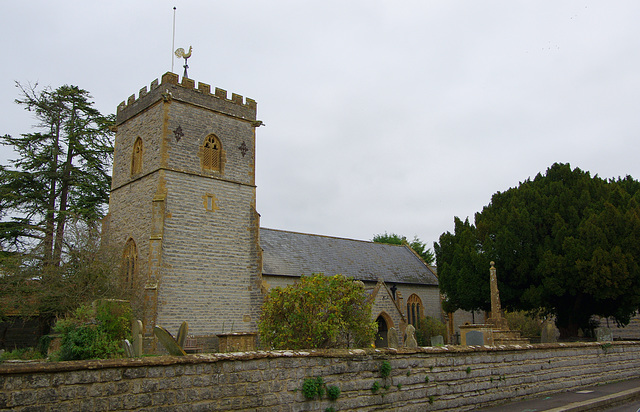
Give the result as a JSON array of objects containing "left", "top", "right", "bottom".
[{"left": 260, "top": 228, "right": 439, "bottom": 286}]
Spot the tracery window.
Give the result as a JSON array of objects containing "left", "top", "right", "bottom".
[
  {"left": 406, "top": 294, "right": 424, "bottom": 328},
  {"left": 122, "top": 238, "right": 138, "bottom": 288},
  {"left": 131, "top": 137, "right": 143, "bottom": 175},
  {"left": 202, "top": 134, "right": 222, "bottom": 171}
]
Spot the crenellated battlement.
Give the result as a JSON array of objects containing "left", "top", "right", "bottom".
[{"left": 116, "top": 72, "right": 257, "bottom": 123}]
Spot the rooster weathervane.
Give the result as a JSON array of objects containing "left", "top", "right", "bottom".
[{"left": 175, "top": 46, "right": 193, "bottom": 78}]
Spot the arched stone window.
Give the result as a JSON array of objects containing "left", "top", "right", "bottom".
[
  {"left": 201, "top": 134, "right": 222, "bottom": 172},
  {"left": 122, "top": 238, "right": 138, "bottom": 288},
  {"left": 406, "top": 294, "right": 424, "bottom": 328},
  {"left": 131, "top": 137, "right": 143, "bottom": 175}
]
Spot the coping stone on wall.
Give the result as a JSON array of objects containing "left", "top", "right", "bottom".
[{"left": 0, "top": 341, "right": 631, "bottom": 376}]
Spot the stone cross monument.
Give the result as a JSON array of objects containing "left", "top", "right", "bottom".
[
  {"left": 488, "top": 261, "right": 508, "bottom": 329},
  {"left": 460, "top": 261, "right": 528, "bottom": 346}
]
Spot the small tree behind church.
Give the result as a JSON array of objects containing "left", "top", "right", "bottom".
[{"left": 259, "top": 274, "right": 377, "bottom": 350}]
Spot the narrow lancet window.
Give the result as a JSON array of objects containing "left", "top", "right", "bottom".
[
  {"left": 131, "top": 137, "right": 143, "bottom": 175},
  {"left": 122, "top": 238, "right": 138, "bottom": 288},
  {"left": 406, "top": 294, "right": 424, "bottom": 328}
]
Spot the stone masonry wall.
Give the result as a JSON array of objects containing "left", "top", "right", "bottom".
[
  {"left": 370, "top": 283, "right": 405, "bottom": 332},
  {"left": 111, "top": 101, "right": 164, "bottom": 190},
  {"left": 158, "top": 169, "right": 261, "bottom": 336},
  {"left": 2, "top": 342, "right": 640, "bottom": 411}
]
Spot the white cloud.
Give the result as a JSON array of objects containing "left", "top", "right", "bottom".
[{"left": 2, "top": 0, "right": 640, "bottom": 248}]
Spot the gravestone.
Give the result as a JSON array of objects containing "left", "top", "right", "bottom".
[
  {"left": 387, "top": 327, "right": 399, "bottom": 349},
  {"left": 430, "top": 335, "right": 444, "bottom": 346},
  {"left": 176, "top": 321, "right": 188, "bottom": 348},
  {"left": 595, "top": 327, "right": 613, "bottom": 342},
  {"left": 540, "top": 320, "right": 560, "bottom": 343},
  {"left": 404, "top": 324, "right": 418, "bottom": 348},
  {"left": 466, "top": 330, "right": 485, "bottom": 346},
  {"left": 131, "top": 320, "right": 143, "bottom": 357},
  {"left": 122, "top": 339, "right": 134, "bottom": 358},
  {"left": 154, "top": 325, "right": 187, "bottom": 356}
]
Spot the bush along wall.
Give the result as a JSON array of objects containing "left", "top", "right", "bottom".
[{"left": 51, "top": 299, "right": 132, "bottom": 361}]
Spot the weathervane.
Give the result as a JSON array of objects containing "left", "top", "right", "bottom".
[{"left": 175, "top": 46, "right": 193, "bottom": 78}]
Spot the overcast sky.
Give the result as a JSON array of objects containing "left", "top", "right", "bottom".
[{"left": 2, "top": 1, "right": 640, "bottom": 250}]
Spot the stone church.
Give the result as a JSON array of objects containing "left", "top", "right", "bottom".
[{"left": 103, "top": 72, "right": 442, "bottom": 352}]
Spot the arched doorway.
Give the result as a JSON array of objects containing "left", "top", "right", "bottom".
[
  {"left": 375, "top": 315, "right": 388, "bottom": 348},
  {"left": 375, "top": 312, "right": 394, "bottom": 348}
]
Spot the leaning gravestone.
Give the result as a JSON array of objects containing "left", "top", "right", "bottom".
[
  {"left": 541, "top": 320, "right": 560, "bottom": 343},
  {"left": 466, "top": 330, "right": 484, "bottom": 346},
  {"left": 387, "top": 327, "right": 399, "bottom": 349},
  {"left": 154, "top": 325, "right": 187, "bottom": 356},
  {"left": 595, "top": 327, "right": 613, "bottom": 342},
  {"left": 122, "top": 339, "right": 134, "bottom": 358},
  {"left": 404, "top": 324, "right": 418, "bottom": 348},
  {"left": 430, "top": 335, "right": 444, "bottom": 347}
]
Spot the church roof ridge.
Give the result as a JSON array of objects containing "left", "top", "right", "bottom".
[{"left": 261, "top": 227, "right": 381, "bottom": 244}]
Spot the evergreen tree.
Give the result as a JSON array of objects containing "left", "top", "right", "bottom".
[
  {"left": 434, "top": 217, "right": 490, "bottom": 314},
  {"left": 373, "top": 232, "right": 435, "bottom": 265},
  {"left": 435, "top": 163, "right": 640, "bottom": 337},
  {"left": 0, "top": 83, "right": 117, "bottom": 327},
  {"left": 0, "top": 82, "right": 114, "bottom": 266}
]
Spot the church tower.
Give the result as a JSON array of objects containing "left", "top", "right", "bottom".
[{"left": 104, "top": 72, "right": 263, "bottom": 351}]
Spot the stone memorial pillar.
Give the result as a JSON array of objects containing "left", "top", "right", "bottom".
[{"left": 488, "top": 261, "right": 508, "bottom": 329}]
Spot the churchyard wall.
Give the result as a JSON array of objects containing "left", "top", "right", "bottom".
[{"left": 2, "top": 341, "right": 640, "bottom": 411}]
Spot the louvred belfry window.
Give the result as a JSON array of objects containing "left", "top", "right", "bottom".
[{"left": 202, "top": 134, "right": 221, "bottom": 171}]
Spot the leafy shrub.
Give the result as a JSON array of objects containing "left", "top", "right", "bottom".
[
  {"left": 504, "top": 310, "right": 542, "bottom": 337},
  {"left": 326, "top": 385, "right": 341, "bottom": 401},
  {"left": 371, "top": 381, "right": 380, "bottom": 393},
  {"left": 259, "top": 274, "right": 377, "bottom": 349},
  {"left": 416, "top": 316, "right": 447, "bottom": 346},
  {"left": 302, "top": 376, "right": 325, "bottom": 400},
  {"left": 380, "top": 360, "right": 391, "bottom": 378},
  {"left": 0, "top": 347, "right": 44, "bottom": 362},
  {"left": 53, "top": 300, "right": 132, "bottom": 361},
  {"left": 95, "top": 300, "right": 131, "bottom": 342}
]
